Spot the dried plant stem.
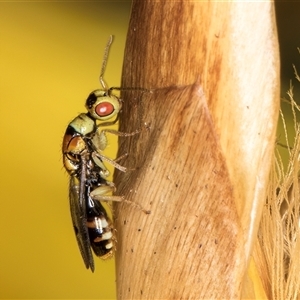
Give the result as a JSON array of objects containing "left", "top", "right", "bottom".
[{"left": 114, "top": 1, "right": 279, "bottom": 299}]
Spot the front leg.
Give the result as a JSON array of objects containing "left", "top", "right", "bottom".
[
  {"left": 101, "top": 122, "right": 150, "bottom": 137},
  {"left": 91, "top": 125, "right": 143, "bottom": 151}
]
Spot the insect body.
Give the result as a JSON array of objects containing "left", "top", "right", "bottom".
[
  {"left": 62, "top": 36, "right": 125, "bottom": 272},
  {"left": 62, "top": 36, "right": 150, "bottom": 272}
]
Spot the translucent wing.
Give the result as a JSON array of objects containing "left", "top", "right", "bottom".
[{"left": 69, "top": 175, "right": 95, "bottom": 272}]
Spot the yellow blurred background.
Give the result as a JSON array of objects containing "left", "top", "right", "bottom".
[
  {"left": 0, "top": 2, "right": 131, "bottom": 299},
  {"left": 1, "top": 2, "right": 300, "bottom": 300}
]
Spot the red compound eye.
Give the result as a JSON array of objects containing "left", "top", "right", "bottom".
[{"left": 95, "top": 102, "right": 114, "bottom": 117}]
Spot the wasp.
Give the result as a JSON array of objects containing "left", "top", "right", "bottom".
[{"left": 62, "top": 36, "right": 144, "bottom": 272}]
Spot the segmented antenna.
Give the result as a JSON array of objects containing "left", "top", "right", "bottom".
[{"left": 99, "top": 35, "right": 113, "bottom": 91}]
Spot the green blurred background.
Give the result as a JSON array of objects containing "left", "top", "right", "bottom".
[{"left": 1, "top": 1, "right": 300, "bottom": 299}]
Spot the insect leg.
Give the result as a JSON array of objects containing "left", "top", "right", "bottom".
[
  {"left": 90, "top": 184, "right": 150, "bottom": 214},
  {"left": 102, "top": 122, "right": 150, "bottom": 137},
  {"left": 89, "top": 184, "right": 122, "bottom": 202},
  {"left": 91, "top": 151, "right": 128, "bottom": 173}
]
